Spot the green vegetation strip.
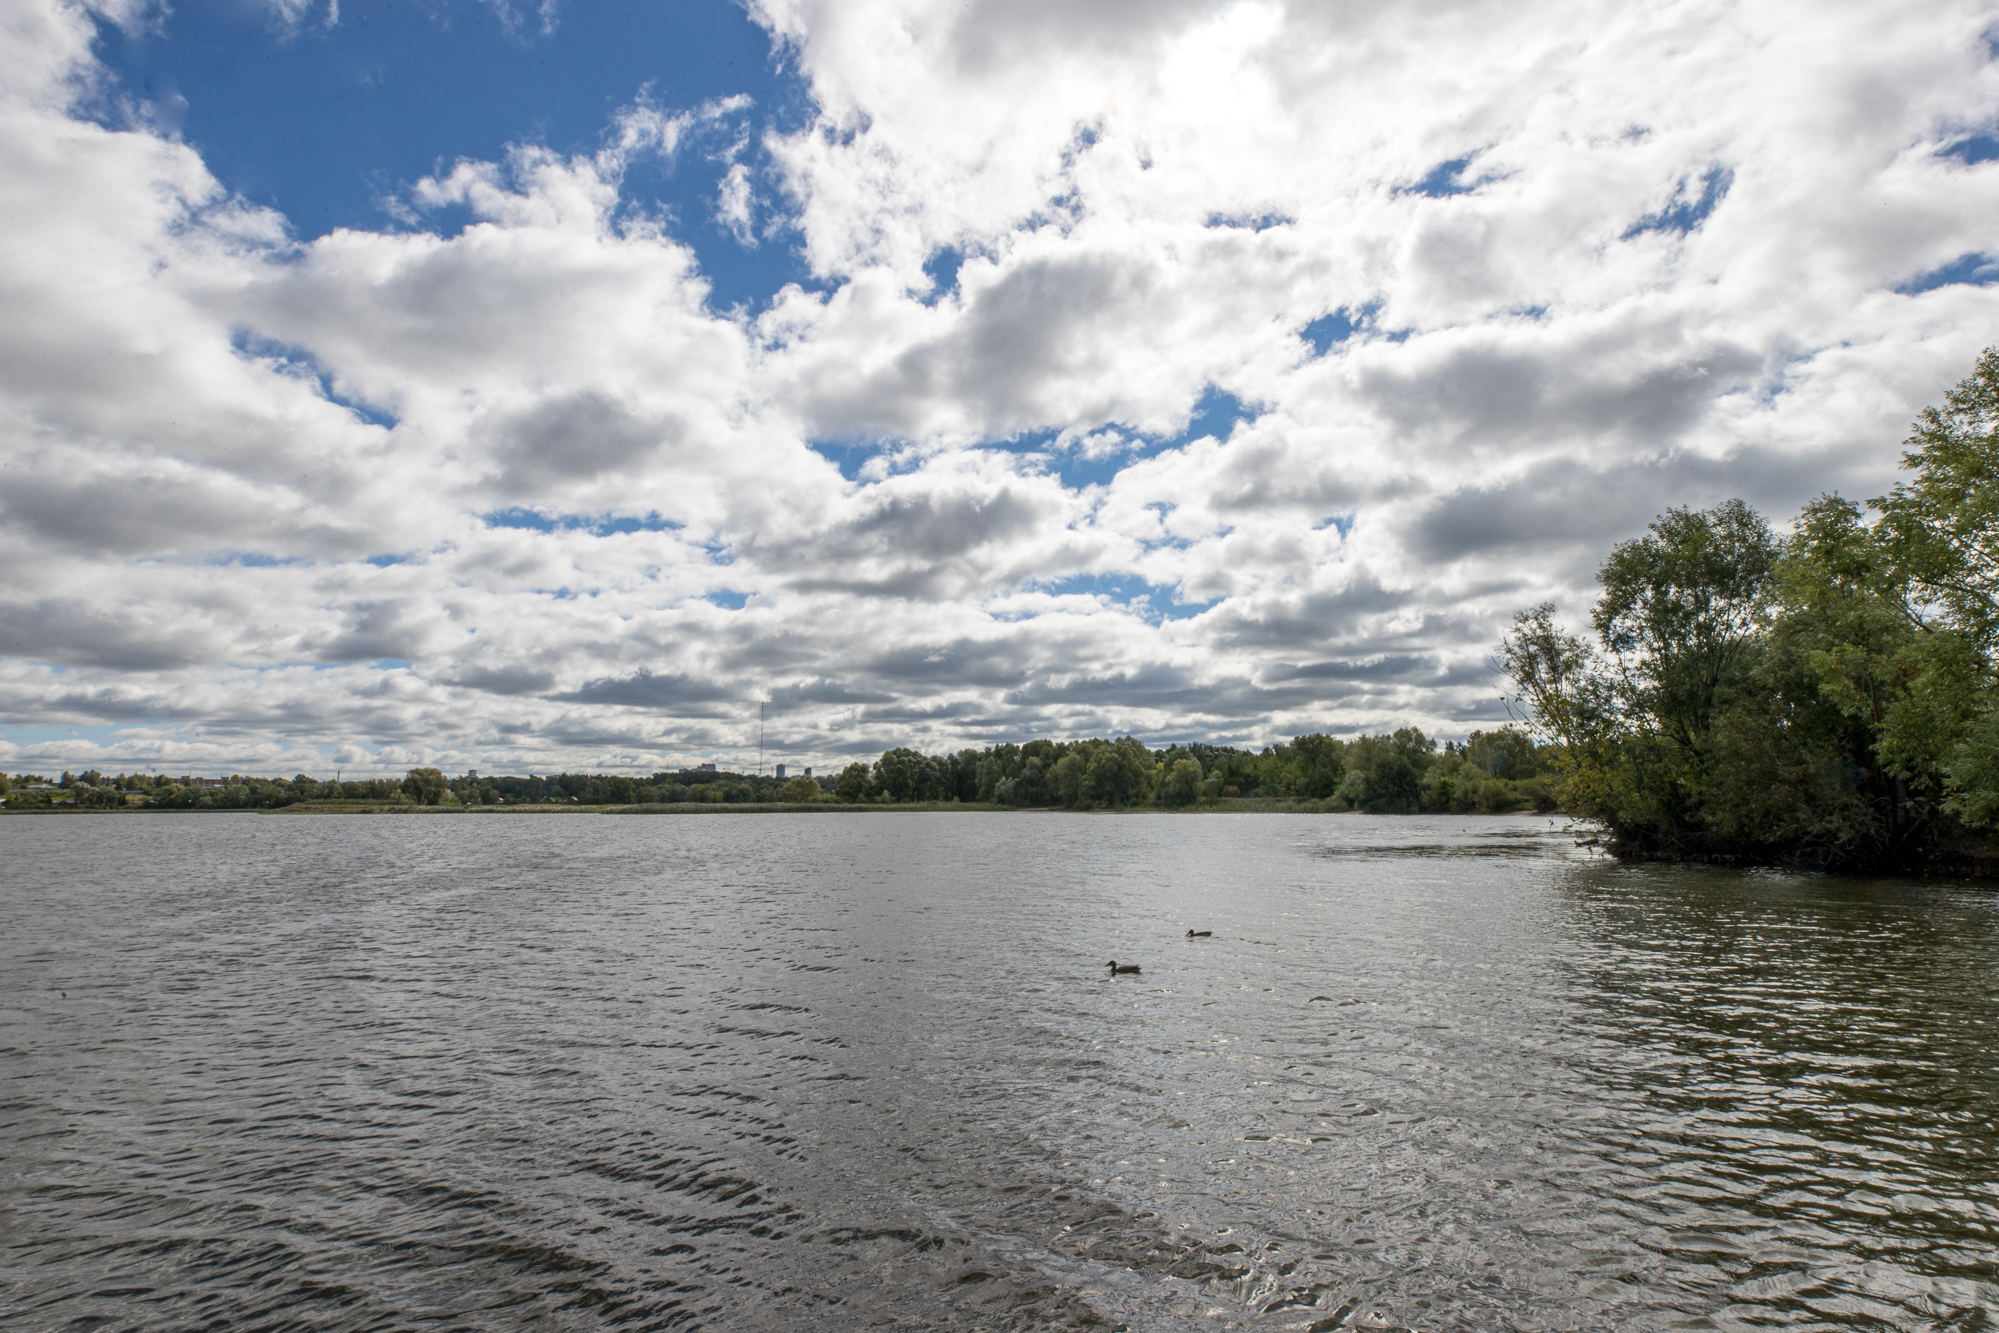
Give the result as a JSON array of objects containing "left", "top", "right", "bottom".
[
  {"left": 6, "top": 730, "right": 1556, "bottom": 816},
  {"left": 1501, "top": 349, "right": 1999, "bottom": 875}
]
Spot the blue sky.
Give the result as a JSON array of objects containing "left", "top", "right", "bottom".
[
  {"left": 1, "top": 0, "right": 1997, "bottom": 775},
  {"left": 92, "top": 0, "right": 812, "bottom": 308}
]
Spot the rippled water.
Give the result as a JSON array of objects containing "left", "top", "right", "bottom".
[{"left": 4, "top": 812, "right": 1997, "bottom": 1331}]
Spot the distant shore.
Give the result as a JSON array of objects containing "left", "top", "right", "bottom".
[
  {"left": 4, "top": 728, "right": 1562, "bottom": 818},
  {"left": 5, "top": 796, "right": 1473, "bottom": 816}
]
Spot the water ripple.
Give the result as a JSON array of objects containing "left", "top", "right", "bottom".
[{"left": 3, "top": 813, "right": 1996, "bottom": 1330}]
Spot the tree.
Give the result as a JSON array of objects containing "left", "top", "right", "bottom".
[
  {"left": 834, "top": 761, "right": 873, "bottom": 803},
  {"left": 778, "top": 775, "right": 822, "bottom": 802},
  {"left": 402, "top": 767, "right": 448, "bottom": 805},
  {"left": 1874, "top": 348, "right": 1999, "bottom": 647},
  {"left": 1159, "top": 757, "right": 1203, "bottom": 807},
  {"left": 1330, "top": 730, "right": 1431, "bottom": 813},
  {"left": 1500, "top": 602, "right": 1624, "bottom": 817},
  {"left": 873, "top": 747, "right": 934, "bottom": 802},
  {"left": 1083, "top": 739, "right": 1151, "bottom": 807},
  {"left": 1537, "top": 500, "right": 1781, "bottom": 852},
  {"left": 1462, "top": 728, "right": 1537, "bottom": 779},
  {"left": 1498, "top": 357, "right": 1999, "bottom": 869},
  {"left": 1049, "top": 751, "right": 1087, "bottom": 807},
  {"left": 1365, "top": 754, "right": 1423, "bottom": 813},
  {"left": 1289, "top": 734, "right": 1346, "bottom": 798},
  {"left": 945, "top": 748, "right": 983, "bottom": 802},
  {"left": 1594, "top": 499, "right": 1778, "bottom": 758}
]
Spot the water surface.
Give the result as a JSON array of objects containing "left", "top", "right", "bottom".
[{"left": 3, "top": 812, "right": 1996, "bottom": 1331}]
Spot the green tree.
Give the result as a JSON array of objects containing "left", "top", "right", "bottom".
[
  {"left": 974, "top": 751, "right": 1007, "bottom": 802},
  {"left": 1862, "top": 349, "right": 1999, "bottom": 831},
  {"left": 1516, "top": 500, "right": 1781, "bottom": 854},
  {"left": 1159, "top": 756, "right": 1204, "bottom": 807},
  {"left": 402, "top": 767, "right": 449, "bottom": 805},
  {"left": 1500, "top": 602, "right": 1624, "bottom": 815},
  {"left": 834, "top": 761, "right": 873, "bottom": 803},
  {"left": 1874, "top": 348, "right": 1999, "bottom": 646},
  {"left": 1364, "top": 753, "right": 1423, "bottom": 813},
  {"left": 778, "top": 775, "right": 822, "bottom": 802},
  {"left": 873, "top": 747, "right": 933, "bottom": 802},
  {"left": 1048, "top": 751, "right": 1087, "bottom": 807},
  {"left": 1288, "top": 734, "right": 1346, "bottom": 798},
  {"left": 1462, "top": 728, "right": 1537, "bottom": 779},
  {"left": 1083, "top": 739, "right": 1152, "bottom": 807},
  {"left": 1594, "top": 499, "right": 1778, "bottom": 760},
  {"left": 1501, "top": 362, "right": 1999, "bottom": 869}
]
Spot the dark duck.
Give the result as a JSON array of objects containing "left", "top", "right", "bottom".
[
  {"left": 1186, "top": 930, "right": 1212, "bottom": 937},
  {"left": 1107, "top": 960, "right": 1141, "bottom": 975}
]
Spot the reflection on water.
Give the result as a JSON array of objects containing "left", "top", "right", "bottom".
[{"left": 2, "top": 812, "right": 1995, "bottom": 1331}]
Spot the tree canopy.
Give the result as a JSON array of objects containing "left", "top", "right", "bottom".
[
  {"left": 1502, "top": 348, "right": 1999, "bottom": 872},
  {"left": 6, "top": 728, "right": 1563, "bottom": 816}
]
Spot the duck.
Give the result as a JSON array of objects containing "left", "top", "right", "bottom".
[
  {"left": 1186, "top": 929, "right": 1212, "bottom": 938},
  {"left": 1107, "top": 960, "right": 1142, "bottom": 975}
]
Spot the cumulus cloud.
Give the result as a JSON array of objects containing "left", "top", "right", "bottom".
[{"left": 2, "top": 0, "right": 1998, "bottom": 774}]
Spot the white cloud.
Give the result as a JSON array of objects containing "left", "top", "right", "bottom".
[
  {"left": 3, "top": 0, "right": 1998, "bottom": 773},
  {"left": 715, "top": 159, "right": 757, "bottom": 245}
]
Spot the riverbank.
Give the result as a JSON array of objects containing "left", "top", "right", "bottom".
[
  {"left": 284, "top": 798, "right": 1353, "bottom": 814},
  {"left": 7, "top": 796, "right": 1477, "bottom": 815}
]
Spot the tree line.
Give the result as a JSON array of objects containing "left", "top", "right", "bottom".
[
  {"left": 3, "top": 727, "right": 1564, "bottom": 814},
  {"left": 823, "top": 728, "right": 1558, "bottom": 812},
  {"left": 1502, "top": 349, "right": 1999, "bottom": 873},
  {"left": 0, "top": 768, "right": 811, "bottom": 810},
  {"left": 1, "top": 771, "right": 417, "bottom": 810}
]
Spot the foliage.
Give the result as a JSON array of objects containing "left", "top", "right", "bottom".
[
  {"left": 402, "top": 768, "right": 453, "bottom": 805},
  {"left": 1873, "top": 348, "right": 1999, "bottom": 646},
  {"left": 834, "top": 762, "right": 873, "bottom": 803},
  {"left": 7, "top": 726, "right": 1568, "bottom": 815},
  {"left": 778, "top": 775, "right": 827, "bottom": 802},
  {"left": 1500, "top": 349, "right": 1999, "bottom": 871},
  {"left": 1158, "top": 757, "right": 1204, "bottom": 807}
]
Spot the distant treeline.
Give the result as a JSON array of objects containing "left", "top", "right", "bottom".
[
  {"left": 1503, "top": 349, "right": 1999, "bottom": 873},
  {"left": 0, "top": 768, "right": 810, "bottom": 810},
  {"left": 825, "top": 729, "right": 1559, "bottom": 812},
  {"left": 1, "top": 770, "right": 416, "bottom": 810},
  {"left": 3, "top": 727, "right": 1563, "bottom": 814}
]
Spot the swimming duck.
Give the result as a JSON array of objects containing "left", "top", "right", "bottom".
[
  {"left": 1107, "top": 960, "right": 1142, "bottom": 975},
  {"left": 1186, "top": 929, "right": 1212, "bottom": 938}
]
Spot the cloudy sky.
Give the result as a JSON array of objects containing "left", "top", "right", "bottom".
[{"left": 2, "top": 0, "right": 1996, "bottom": 777}]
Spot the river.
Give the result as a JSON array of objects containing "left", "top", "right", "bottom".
[{"left": 2, "top": 812, "right": 1995, "bottom": 1330}]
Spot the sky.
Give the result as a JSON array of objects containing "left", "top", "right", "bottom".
[{"left": 1, "top": 0, "right": 1997, "bottom": 778}]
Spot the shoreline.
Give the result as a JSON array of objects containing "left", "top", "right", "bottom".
[{"left": 4, "top": 799, "right": 1553, "bottom": 816}]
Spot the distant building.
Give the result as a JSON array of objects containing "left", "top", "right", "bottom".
[
  {"left": 803, "top": 768, "right": 812, "bottom": 778},
  {"left": 467, "top": 769, "right": 478, "bottom": 781},
  {"left": 691, "top": 763, "right": 717, "bottom": 772},
  {"left": 775, "top": 764, "right": 787, "bottom": 779}
]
